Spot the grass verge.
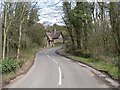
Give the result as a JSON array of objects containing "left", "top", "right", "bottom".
[
  {"left": 70, "top": 56, "right": 119, "bottom": 79},
  {"left": 56, "top": 48, "right": 120, "bottom": 80}
]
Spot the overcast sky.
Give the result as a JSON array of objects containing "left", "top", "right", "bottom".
[{"left": 38, "top": 0, "right": 65, "bottom": 26}]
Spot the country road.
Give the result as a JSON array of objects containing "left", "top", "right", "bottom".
[{"left": 7, "top": 47, "right": 113, "bottom": 88}]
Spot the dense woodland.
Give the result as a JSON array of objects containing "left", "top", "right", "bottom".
[
  {"left": 0, "top": 1, "right": 120, "bottom": 79},
  {"left": 62, "top": 1, "right": 120, "bottom": 67},
  {"left": 1, "top": 2, "right": 45, "bottom": 74},
  {"left": 2, "top": 2, "right": 45, "bottom": 60}
]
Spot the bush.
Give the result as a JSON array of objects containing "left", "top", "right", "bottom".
[
  {"left": 72, "top": 50, "right": 91, "bottom": 58},
  {"left": 2, "top": 59, "right": 23, "bottom": 74}
]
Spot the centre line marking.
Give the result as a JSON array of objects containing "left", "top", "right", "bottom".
[
  {"left": 58, "top": 67, "right": 62, "bottom": 85},
  {"left": 47, "top": 55, "right": 51, "bottom": 58},
  {"left": 47, "top": 55, "right": 58, "bottom": 64},
  {"left": 52, "top": 59, "right": 58, "bottom": 64}
]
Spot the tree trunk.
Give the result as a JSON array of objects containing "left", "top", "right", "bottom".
[
  {"left": 73, "top": 24, "right": 81, "bottom": 49},
  {"left": 83, "top": 21, "right": 88, "bottom": 50},
  {"left": 16, "top": 3, "right": 26, "bottom": 59},
  {"left": 2, "top": 2, "right": 8, "bottom": 59},
  {"left": 66, "top": 25, "right": 75, "bottom": 50},
  {"left": 16, "top": 21, "right": 23, "bottom": 59},
  {"left": 109, "top": 2, "right": 120, "bottom": 62},
  {"left": 6, "top": 36, "right": 9, "bottom": 58},
  {"left": 0, "top": 18, "right": 2, "bottom": 59},
  {"left": 2, "top": 2, "right": 13, "bottom": 59}
]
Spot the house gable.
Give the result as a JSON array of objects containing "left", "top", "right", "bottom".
[{"left": 45, "top": 31, "right": 64, "bottom": 46}]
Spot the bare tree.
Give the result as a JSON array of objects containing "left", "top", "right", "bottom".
[
  {"left": 16, "top": 3, "right": 29, "bottom": 59},
  {"left": 2, "top": 2, "right": 14, "bottom": 59}
]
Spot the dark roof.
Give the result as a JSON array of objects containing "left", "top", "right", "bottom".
[
  {"left": 52, "top": 32, "right": 61, "bottom": 39},
  {"left": 46, "top": 31, "right": 62, "bottom": 40}
]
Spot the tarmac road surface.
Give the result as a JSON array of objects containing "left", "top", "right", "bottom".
[{"left": 7, "top": 47, "right": 113, "bottom": 88}]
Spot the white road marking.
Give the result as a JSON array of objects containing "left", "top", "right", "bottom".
[
  {"left": 61, "top": 57, "right": 70, "bottom": 61},
  {"left": 65, "top": 59, "right": 70, "bottom": 61},
  {"left": 83, "top": 68, "right": 95, "bottom": 76},
  {"left": 77, "top": 62, "right": 95, "bottom": 76},
  {"left": 58, "top": 67, "right": 62, "bottom": 85},
  {"left": 47, "top": 55, "right": 61, "bottom": 85},
  {"left": 52, "top": 59, "right": 58, "bottom": 64},
  {"left": 47, "top": 55, "right": 58, "bottom": 64},
  {"left": 47, "top": 55, "right": 51, "bottom": 58},
  {"left": 77, "top": 62, "right": 86, "bottom": 67}
]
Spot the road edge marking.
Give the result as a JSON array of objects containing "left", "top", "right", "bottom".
[{"left": 47, "top": 55, "right": 58, "bottom": 64}]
